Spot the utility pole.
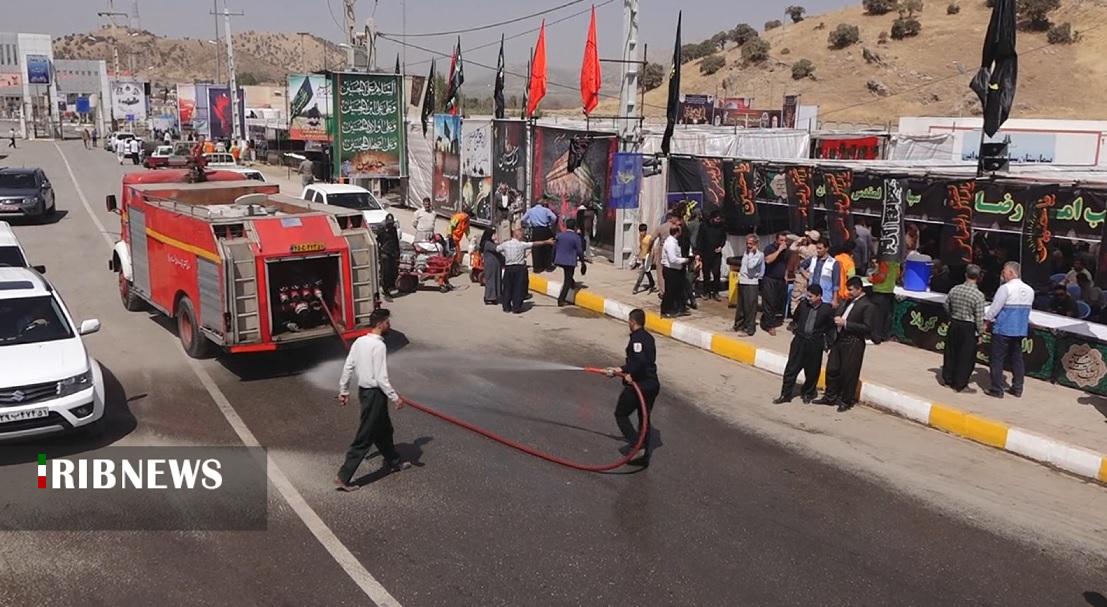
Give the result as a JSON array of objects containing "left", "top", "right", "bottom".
[
  {"left": 614, "top": 0, "right": 641, "bottom": 269},
  {"left": 96, "top": 10, "right": 129, "bottom": 76},
  {"left": 212, "top": 0, "right": 221, "bottom": 83},
  {"left": 212, "top": 5, "right": 245, "bottom": 141},
  {"left": 344, "top": 0, "right": 357, "bottom": 70}
]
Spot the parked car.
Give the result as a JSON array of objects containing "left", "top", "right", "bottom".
[
  {"left": 0, "top": 267, "right": 105, "bottom": 440},
  {"left": 143, "top": 145, "right": 189, "bottom": 169},
  {"left": 203, "top": 152, "right": 237, "bottom": 168},
  {"left": 0, "top": 221, "right": 45, "bottom": 272},
  {"left": 300, "top": 184, "right": 390, "bottom": 231},
  {"left": 104, "top": 131, "right": 136, "bottom": 152},
  {"left": 0, "top": 168, "right": 56, "bottom": 219}
]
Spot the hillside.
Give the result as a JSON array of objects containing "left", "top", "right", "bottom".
[
  {"left": 624, "top": 0, "right": 1107, "bottom": 126},
  {"left": 54, "top": 26, "right": 347, "bottom": 85}
]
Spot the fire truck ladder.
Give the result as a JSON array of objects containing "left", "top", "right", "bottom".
[
  {"left": 222, "top": 240, "right": 261, "bottom": 343},
  {"left": 343, "top": 231, "right": 377, "bottom": 328}
]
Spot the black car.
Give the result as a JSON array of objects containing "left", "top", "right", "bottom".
[{"left": 0, "top": 168, "right": 56, "bottom": 219}]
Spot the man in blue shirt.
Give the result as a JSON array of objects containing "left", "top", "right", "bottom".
[
  {"left": 554, "top": 218, "right": 586, "bottom": 307},
  {"left": 523, "top": 200, "right": 559, "bottom": 273}
]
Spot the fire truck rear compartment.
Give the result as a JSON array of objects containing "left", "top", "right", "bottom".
[{"left": 266, "top": 255, "right": 344, "bottom": 341}]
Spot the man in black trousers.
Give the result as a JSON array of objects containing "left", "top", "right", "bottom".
[
  {"left": 816, "top": 276, "right": 875, "bottom": 412},
  {"left": 941, "top": 264, "right": 986, "bottom": 392},
  {"left": 774, "top": 284, "right": 836, "bottom": 404},
  {"left": 335, "top": 308, "right": 408, "bottom": 491},
  {"left": 606, "top": 308, "right": 660, "bottom": 468}
]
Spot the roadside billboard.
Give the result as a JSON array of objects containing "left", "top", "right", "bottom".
[
  {"left": 288, "top": 74, "right": 332, "bottom": 141},
  {"left": 333, "top": 72, "right": 406, "bottom": 179},
  {"left": 26, "top": 55, "right": 50, "bottom": 85},
  {"left": 111, "top": 79, "right": 147, "bottom": 121}
]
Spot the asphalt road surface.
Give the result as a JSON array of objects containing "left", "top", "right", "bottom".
[{"left": 1, "top": 141, "right": 1105, "bottom": 606}]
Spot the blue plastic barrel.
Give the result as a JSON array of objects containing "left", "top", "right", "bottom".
[{"left": 903, "top": 259, "right": 932, "bottom": 292}]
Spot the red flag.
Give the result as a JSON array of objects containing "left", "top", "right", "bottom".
[
  {"left": 580, "top": 7, "right": 601, "bottom": 115},
  {"left": 526, "top": 21, "right": 548, "bottom": 117}
]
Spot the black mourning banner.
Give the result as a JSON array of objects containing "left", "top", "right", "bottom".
[
  {"left": 879, "top": 177, "right": 906, "bottom": 262},
  {"left": 820, "top": 168, "right": 854, "bottom": 249},
  {"left": 849, "top": 171, "right": 885, "bottom": 217},
  {"left": 785, "top": 166, "right": 815, "bottom": 234},
  {"left": 1017, "top": 184, "right": 1059, "bottom": 291},
  {"left": 699, "top": 157, "right": 726, "bottom": 217},
  {"left": 727, "top": 159, "right": 759, "bottom": 232},
  {"left": 1050, "top": 188, "right": 1107, "bottom": 241},
  {"left": 906, "top": 179, "right": 951, "bottom": 223},
  {"left": 941, "top": 180, "right": 976, "bottom": 266}
]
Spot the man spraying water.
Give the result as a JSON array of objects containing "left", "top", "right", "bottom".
[{"left": 605, "top": 308, "right": 660, "bottom": 468}]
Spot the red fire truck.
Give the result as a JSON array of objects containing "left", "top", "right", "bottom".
[{"left": 106, "top": 169, "right": 380, "bottom": 357}]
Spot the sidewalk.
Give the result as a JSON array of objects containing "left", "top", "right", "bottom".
[
  {"left": 249, "top": 164, "right": 1107, "bottom": 484},
  {"left": 531, "top": 257, "right": 1107, "bottom": 486}
]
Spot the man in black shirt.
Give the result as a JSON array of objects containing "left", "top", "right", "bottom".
[
  {"left": 775, "top": 284, "right": 836, "bottom": 404},
  {"left": 761, "top": 231, "right": 791, "bottom": 335},
  {"left": 697, "top": 210, "right": 728, "bottom": 300},
  {"left": 606, "top": 308, "right": 660, "bottom": 467}
]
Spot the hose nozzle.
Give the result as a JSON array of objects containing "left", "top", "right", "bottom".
[{"left": 582, "top": 366, "right": 624, "bottom": 378}]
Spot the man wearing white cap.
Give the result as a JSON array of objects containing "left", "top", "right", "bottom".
[{"left": 788, "top": 230, "right": 821, "bottom": 317}]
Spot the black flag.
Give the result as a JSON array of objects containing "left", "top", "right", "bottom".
[
  {"left": 421, "top": 58, "right": 436, "bottom": 137},
  {"left": 567, "top": 134, "right": 592, "bottom": 173},
  {"left": 522, "top": 52, "right": 531, "bottom": 119},
  {"left": 445, "top": 37, "right": 464, "bottom": 116},
  {"left": 494, "top": 34, "right": 506, "bottom": 119},
  {"left": 970, "top": 0, "right": 1017, "bottom": 137},
  {"left": 395, "top": 54, "right": 401, "bottom": 74},
  {"left": 660, "top": 12, "right": 681, "bottom": 156}
]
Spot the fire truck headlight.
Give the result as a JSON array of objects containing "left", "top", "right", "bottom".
[{"left": 57, "top": 369, "right": 93, "bottom": 397}]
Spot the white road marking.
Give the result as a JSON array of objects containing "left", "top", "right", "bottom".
[{"left": 54, "top": 142, "right": 402, "bottom": 607}]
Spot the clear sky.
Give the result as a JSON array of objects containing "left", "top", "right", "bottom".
[{"left": 9, "top": 0, "right": 849, "bottom": 77}]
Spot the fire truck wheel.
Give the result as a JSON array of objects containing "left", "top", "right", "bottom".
[
  {"left": 176, "top": 297, "right": 213, "bottom": 359},
  {"left": 118, "top": 272, "right": 145, "bottom": 312},
  {"left": 396, "top": 275, "right": 418, "bottom": 294}
]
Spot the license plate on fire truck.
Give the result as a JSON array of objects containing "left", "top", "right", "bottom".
[{"left": 0, "top": 407, "right": 48, "bottom": 424}]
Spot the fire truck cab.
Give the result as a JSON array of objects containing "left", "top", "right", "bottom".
[{"left": 107, "top": 169, "right": 380, "bottom": 357}]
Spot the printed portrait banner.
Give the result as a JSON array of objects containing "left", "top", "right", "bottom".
[
  {"left": 678, "top": 94, "right": 714, "bottom": 125},
  {"left": 333, "top": 73, "right": 406, "bottom": 179},
  {"left": 667, "top": 192, "right": 704, "bottom": 220},
  {"left": 879, "top": 177, "right": 906, "bottom": 262},
  {"left": 432, "top": 113, "right": 462, "bottom": 215},
  {"left": 461, "top": 119, "right": 492, "bottom": 178},
  {"left": 288, "top": 74, "right": 332, "bottom": 142},
  {"left": 941, "top": 180, "right": 976, "bottom": 266},
  {"left": 207, "top": 86, "right": 234, "bottom": 140},
  {"left": 463, "top": 176, "right": 494, "bottom": 226},
  {"left": 176, "top": 84, "right": 196, "bottom": 131},
  {"left": 532, "top": 126, "right": 617, "bottom": 246},
  {"left": 609, "top": 153, "right": 643, "bottom": 210},
  {"left": 492, "top": 120, "right": 528, "bottom": 225},
  {"left": 1050, "top": 188, "right": 1107, "bottom": 241},
  {"left": 1017, "top": 184, "right": 1060, "bottom": 291},
  {"left": 781, "top": 94, "right": 799, "bottom": 129},
  {"left": 893, "top": 299, "right": 1055, "bottom": 382},
  {"left": 819, "top": 168, "right": 854, "bottom": 249},
  {"left": 111, "top": 80, "right": 147, "bottom": 121},
  {"left": 784, "top": 166, "right": 815, "bottom": 234}
]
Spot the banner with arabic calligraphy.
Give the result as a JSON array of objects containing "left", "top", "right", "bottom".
[
  {"left": 784, "top": 166, "right": 815, "bottom": 234},
  {"left": 971, "top": 182, "right": 1024, "bottom": 233},
  {"left": 819, "top": 168, "right": 854, "bottom": 249},
  {"left": 432, "top": 114, "right": 462, "bottom": 215},
  {"left": 460, "top": 119, "right": 493, "bottom": 225},
  {"left": 1055, "top": 336, "right": 1107, "bottom": 396},
  {"left": 893, "top": 298, "right": 1055, "bottom": 381},
  {"left": 905, "top": 179, "right": 949, "bottom": 224},
  {"left": 288, "top": 74, "right": 332, "bottom": 142},
  {"left": 492, "top": 120, "right": 527, "bottom": 226},
  {"left": 1049, "top": 188, "right": 1107, "bottom": 241},
  {"left": 608, "top": 153, "right": 642, "bottom": 210},
  {"left": 941, "top": 180, "right": 976, "bottom": 266},
  {"left": 333, "top": 73, "right": 406, "bottom": 179},
  {"left": 532, "top": 126, "right": 617, "bottom": 248},
  {"left": 1018, "top": 185, "right": 1060, "bottom": 291},
  {"left": 725, "top": 160, "right": 759, "bottom": 232},
  {"left": 879, "top": 178, "right": 906, "bottom": 262},
  {"left": 848, "top": 171, "right": 884, "bottom": 217}
]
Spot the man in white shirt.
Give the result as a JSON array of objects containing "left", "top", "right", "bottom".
[
  {"left": 127, "top": 137, "right": 141, "bottom": 165},
  {"left": 115, "top": 137, "right": 127, "bottom": 164},
  {"left": 984, "top": 261, "right": 1035, "bottom": 399},
  {"left": 413, "top": 197, "right": 437, "bottom": 242},
  {"left": 660, "top": 225, "right": 698, "bottom": 317},
  {"left": 335, "top": 308, "right": 408, "bottom": 491}
]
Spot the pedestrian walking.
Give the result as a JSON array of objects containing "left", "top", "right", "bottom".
[
  {"left": 128, "top": 137, "right": 141, "bottom": 165},
  {"left": 299, "top": 157, "right": 315, "bottom": 187},
  {"left": 697, "top": 211, "right": 727, "bottom": 300},
  {"left": 91, "top": 128, "right": 99, "bottom": 148},
  {"left": 660, "top": 225, "right": 695, "bottom": 317},
  {"left": 631, "top": 223, "right": 656, "bottom": 295},
  {"left": 497, "top": 227, "right": 553, "bottom": 314},
  {"left": 576, "top": 201, "right": 596, "bottom": 257},
  {"left": 448, "top": 207, "right": 472, "bottom": 270},
  {"left": 522, "top": 200, "right": 558, "bottom": 273},
  {"left": 733, "top": 234, "right": 764, "bottom": 335},
  {"left": 604, "top": 308, "right": 660, "bottom": 468},
  {"left": 81, "top": 128, "right": 90, "bottom": 149},
  {"left": 816, "top": 277, "right": 874, "bottom": 412},
  {"left": 335, "top": 308, "right": 409, "bottom": 492},
  {"left": 7, "top": 128, "right": 15, "bottom": 149},
  {"left": 413, "top": 197, "right": 437, "bottom": 242},
  {"left": 377, "top": 215, "right": 401, "bottom": 299},
  {"left": 774, "top": 284, "right": 836, "bottom": 404},
  {"left": 480, "top": 230, "right": 503, "bottom": 305},
  {"left": 984, "top": 261, "right": 1035, "bottom": 399},
  {"left": 760, "top": 231, "right": 791, "bottom": 335},
  {"left": 114, "top": 137, "right": 127, "bottom": 164},
  {"left": 554, "top": 218, "right": 586, "bottom": 307},
  {"left": 942, "top": 264, "right": 986, "bottom": 392}
]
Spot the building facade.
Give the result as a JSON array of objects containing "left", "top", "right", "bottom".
[{"left": 0, "top": 32, "right": 61, "bottom": 139}]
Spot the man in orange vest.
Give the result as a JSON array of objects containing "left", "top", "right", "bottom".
[{"left": 449, "top": 208, "right": 472, "bottom": 268}]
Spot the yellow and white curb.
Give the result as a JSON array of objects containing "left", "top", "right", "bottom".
[{"left": 529, "top": 274, "right": 1107, "bottom": 486}]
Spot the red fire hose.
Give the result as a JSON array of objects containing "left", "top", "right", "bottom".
[{"left": 322, "top": 297, "right": 650, "bottom": 471}]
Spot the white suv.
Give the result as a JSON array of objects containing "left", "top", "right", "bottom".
[
  {"left": 301, "top": 184, "right": 390, "bottom": 231},
  {"left": 0, "top": 268, "right": 105, "bottom": 439}
]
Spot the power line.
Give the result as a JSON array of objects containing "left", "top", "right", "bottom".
[
  {"left": 402, "top": 0, "right": 615, "bottom": 70},
  {"left": 380, "top": 0, "right": 590, "bottom": 37}
]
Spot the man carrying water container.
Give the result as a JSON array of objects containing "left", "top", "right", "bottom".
[{"left": 605, "top": 308, "right": 660, "bottom": 468}]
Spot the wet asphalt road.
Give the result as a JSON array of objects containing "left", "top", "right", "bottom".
[{"left": 0, "top": 141, "right": 1104, "bottom": 606}]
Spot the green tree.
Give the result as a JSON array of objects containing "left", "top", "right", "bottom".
[
  {"left": 639, "top": 62, "right": 665, "bottom": 91},
  {"left": 700, "top": 54, "right": 726, "bottom": 75},
  {"left": 731, "top": 23, "right": 760, "bottom": 46},
  {"left": 786, "top": 5, "right": 807, "bottom": 22},
  {"left": 898, "top": 0, "right": 924, "bottom": 16},
  {"left": 947, "top": 2, "right": 961, "bottom": 14},
  {"left": 791, "top": 58, "right": 816, "bottom": 79},
  {"left": 710, "top": 31, "right": 730, "bottom": 50},
  {"left": 828, "top": 23, "right": 861, "bottom": 48},
  {"left": 863, "top": 0, "right": 897, "bottom": 14},
  {"left": 1018, "top": 0, "right": 1060, "bottom": 30},
  {"left": 891, "top": 16, "right": 922, "bottom": 38},
  {"left": 1047, "top": 21, "right": 1075, "bottom": 43},
  {"left": 742, "top": 38, "right": 772, "bottom": 62},
  {"left": 765, "top": 19, "right": 784, "bottom": 31}
]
